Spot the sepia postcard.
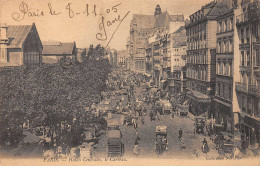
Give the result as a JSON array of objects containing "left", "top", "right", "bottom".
[{"left": 0, "top": 0, "right": 259, "bottom": 166}]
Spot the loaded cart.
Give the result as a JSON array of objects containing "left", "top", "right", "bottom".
[
  {"left": 176, "top": 104, "right": 189, "bottom": 116},
  {"left": 195, "top": 116, "right": 205, "bottom": 134},
  {"left": 155, "top": 126, "right": 168, "bottom": 155}
]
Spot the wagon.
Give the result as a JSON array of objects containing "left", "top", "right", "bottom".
[{"left": 155, "top": 126, "right": 168, "bottom": 155}]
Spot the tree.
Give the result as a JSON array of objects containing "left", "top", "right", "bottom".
[{"left": 0, "top": 52, "right": 111, "bottom": 148}]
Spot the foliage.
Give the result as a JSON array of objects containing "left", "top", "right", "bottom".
[
  {"left": 86, "top": 44, "right": 105, "bottom": 60},
  {"left": 0, "top": 55, "right": 111, "bottom": 147}
]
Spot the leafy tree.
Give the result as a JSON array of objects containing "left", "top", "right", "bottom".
[{"left": 0, "top": 50, "right": 111, "bottom": 148}]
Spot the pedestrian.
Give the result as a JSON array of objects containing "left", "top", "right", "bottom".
[
  {"left": 202, "top": 138, "right": 210, "bottom": 153},
  {"left": 132, "top": 117, "right": 135, "bottom": 127},
  {"left": 57, "top": 146, "right": 62, "bottom": 157},
  {"left": 134, "top": 122, "right": 138, "bottom": 129},
  {"left": 133, "top": 140, "right": 140, "bottom": 155},
  {"left": 121, "top": 115, "right": 125, "bottom": 125},
  {"left": 157, "top": 111, "right": 160, "bottom": 121},
  {"left": 178, "top": 128, "right": 183, "bottom": 140},
  {"left": 135, "top": 130, "right": 140, "bottom": 140},
  {"left": 171, "top": 112, "right": 174, "bottom": 119},
  {"left": 150, "top": 111, "right": 153, "bottom": 121},
  {"left": 65, "top": 146, "right": 70, "bottom": 157}
]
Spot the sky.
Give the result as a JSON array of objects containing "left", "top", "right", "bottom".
[{"left": 0, "top": 0, "right": 212, "bottom": 51}]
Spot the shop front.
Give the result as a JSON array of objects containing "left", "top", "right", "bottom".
[
  {"left": 239, "top": 113, "right": 260, "bottom": 151},
  {"left": 186, "top": 90, "right": 211, "bottom": 117},
  {"left": 212, "top": 98, "right": 233, "bottom": 133}
]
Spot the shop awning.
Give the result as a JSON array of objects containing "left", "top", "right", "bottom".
[
  {"left": 186, "top": 90, "right": 211, "bottom": 103},
  {"left": 238, "top": 111, "right": 260, "bottom": 128},
  {"left": 212, "top": 98, "right": 231, "bottom": 108}
]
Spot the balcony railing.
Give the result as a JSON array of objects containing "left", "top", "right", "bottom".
[
  {"left": 248, "top": 84, "right": 260, "bottom": 96},
  {"left": 235, "top": 82, "right": 248, "bottom": 93},
  {"left": 236, "top": 13, "right": 249, "bottom": 25}
]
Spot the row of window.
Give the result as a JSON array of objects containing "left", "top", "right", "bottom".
[
  {"left": 187, "top": 37, "right": 206, "bottom": 50},
  {"left": 186, "top": 23, "right": 206, "bottom": 37},
  {"left": 217, "top": 17, "right": 234, "bottom": 33},
  {"left": 172, "top": 47, "right": 186, "bottom": 56},
  {"left": 240, "top": 27, "right": 250, "bottom": 44},
  {"left": 187, "top": 67, "right": 206, "bottom": 81},
  {"left": 238, "top": 94, "right": 260, "bottom": 117},
  {"left": 217, "top": 39, "right": 233, "bottom": 53},
  {"left": 135, "top": 61, "right": 145, "bottom": 70},
  {"left": 216, "top": 60, "right": 233, "bottom": 77},
  {"left": 216, "top": 82, "right": 232, "bottom": 101},
  {"left": 187, "top": 53, "right": 207, "bottom": 64},
  {"left": 241, "top": 50, "right": 250, "bottom": 66}
]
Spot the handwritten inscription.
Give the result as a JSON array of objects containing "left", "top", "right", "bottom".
[
  {"left": 12, "top": 1, "right": 44, "bottom": 21},
  {"left": 96, "top": 3, "right": 130, "bottom": 47},
  {"left": 11, "top": 1, "right": 130, "bottom": 46}
]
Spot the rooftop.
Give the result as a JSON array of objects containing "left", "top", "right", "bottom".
[
  {"left": 5, "top": 23, "right": 42, "bottom": 49},
  {"left": 42, "top": 41, "right": 76, "bottom": 55}
]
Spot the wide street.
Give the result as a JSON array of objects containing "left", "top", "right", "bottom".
[{"left": 92, "top": 72, "right": 219, "bottom": 159}]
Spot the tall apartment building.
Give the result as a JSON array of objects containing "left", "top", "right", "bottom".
[
  {"left": 128, "top": 5, "right": 184, "bottom": 75},
  {"left": 213, "top": 4, "right": 235, "bottom": 134},
  {"left": 185, "top": 1, "right": 230, "bottom": 116},
  {"left": 169, "top": 26, "right": 187, "bottom": 93},
  {"left": 235, "top": 0, "right": 260, "bottom": 149}
]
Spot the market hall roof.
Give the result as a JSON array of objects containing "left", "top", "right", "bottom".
[
  {"left": 42, "top": 41, "right": 76, "bottom": 55},
  {"left": 6, "top": 23, "right": 42, "bottom": 49}
]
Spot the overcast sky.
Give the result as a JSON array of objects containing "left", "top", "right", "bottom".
[{"left": 0, "top": 0, "right": 212, "bottom": 51}]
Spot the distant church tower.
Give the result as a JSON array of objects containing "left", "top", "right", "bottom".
[{"left": 154, "top": 4, "right": 162, "bottom": 17}]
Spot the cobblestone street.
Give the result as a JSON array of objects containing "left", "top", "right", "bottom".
[{"left": 92, "top": 83, "right": 219, "bottom": 160}]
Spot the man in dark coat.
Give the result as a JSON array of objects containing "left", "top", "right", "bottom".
[{"left": 178, "top": 128, "right": 183, "bottom": 140}]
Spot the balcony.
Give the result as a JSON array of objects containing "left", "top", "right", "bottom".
[
  {"left": 235, "top": 82, "right": 248, "bottom": 93},
  {"left": 239, "top": 65, "right": 251, "bottom": 72},
  {"left": 248, "top": 84, "right": 260, "bottom": 96},
  {"left": 236, "top": 13, "right": 249, "bottom": 26}
]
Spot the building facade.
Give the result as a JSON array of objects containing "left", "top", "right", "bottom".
[
  {"left": 0, "top": 23, "right": 42, "bottom": 67},
  {"left": 235, "top": 0, "right": 260, "bottom": 149},
  {"left": 117, "top": 50, "right": 127, "bottom": 67},
  {"left": 109, "top": 49, "right": 118, "bottom": 67},
  {"left": 128, "top": 5, "right": 184, "bottom": 75},
  {"left": 213, "top": 7, "right": 235, "bottom": 134},
  {"left": 169, "top": 26, "right": 187, "bottom": 94},
  {"left": 185, "top": 1, "right": 230, "bottom": 116}
]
